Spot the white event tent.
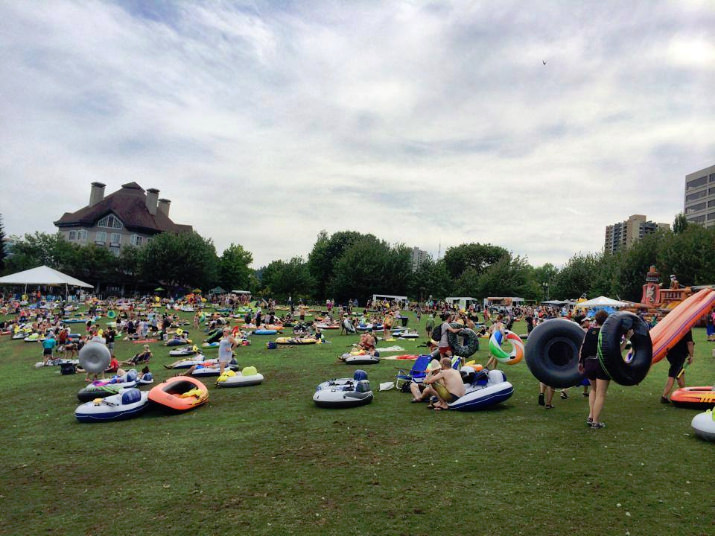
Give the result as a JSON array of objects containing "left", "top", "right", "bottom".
[
  {"left": 576, "top": 296, "right": 629, "bottom": 309},
  {"left": 0, "top": 265, "right": 93, "bottom": 298}
]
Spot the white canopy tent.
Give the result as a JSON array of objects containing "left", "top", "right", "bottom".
[
  {"left": 575, "top": 296, "right": 629, "bottom": 309},
  {"left": 0, "top": 265, "right": 93, "bottom": 299}
]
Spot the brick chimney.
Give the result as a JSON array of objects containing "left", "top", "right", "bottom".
[
  {"left": 145, "top": 188, "right": 159, "bottom": 215},
  {"left": 89, "top": 182, "right": 106, "bottom": 206},
  {"left": 157, "top": 198, "right": 171, "bottom": 217}
]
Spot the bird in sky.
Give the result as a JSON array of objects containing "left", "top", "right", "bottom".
[{"left": 542, "top": 60, "right": 547, "bottom": 65}]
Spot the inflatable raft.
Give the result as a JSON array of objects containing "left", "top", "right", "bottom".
[
  {"left": 340, "top": 350, "right": 380, "bottom": 365},
  {"left": 448, "top": 369, "right": 514, "bottom": 411},
  {"left": 344, "top": 354, "right": 380, "bottom": 365},
  {"left": 313, "top": 370, "right": 373, "bottom": 409},
  {"left": 75, "top": 388, "right": 149, "bottom": 423},
  {"left": 148, "top": 377, "right": 209, "bottom": 411},
  {"left": 169, "top": 346, "right": 198, "bottom": 357},
  {"left": 164, "top": 355, "right": 208, "bottom": 369},
  {"left": 691, "top": 410, "right": 715, "bottom": 441},
  {"left": 190, "top": 362, "right": 239, "bottom": 377},
  {"left": 670, "top": 386, "right": 715, "bottom": 409},
  {"left": 165, "top": 338, "right": 191, "bottom": 347},
  {"left": 275, "top": 337, "right": 318, "bottom": 345},
  {"left": 77, "top": 370, "right": 139, "bottom": 402},
  {"left": 216, "top": 366, "right": 264, "bottom": 388}
]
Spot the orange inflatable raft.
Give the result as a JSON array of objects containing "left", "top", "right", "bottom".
[
  {"left": 148, "top": 376, "right": 209, "bottom": 411},
  {"left": 650, "top": 289, "right": 715, "bottom": 364},
  {"left": 670, "top": 386, "right": 715, "bottom": 409}
]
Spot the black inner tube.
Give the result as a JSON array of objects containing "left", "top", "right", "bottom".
[{"left": 545, "top": 338, "right": 577, "bottom": 367}]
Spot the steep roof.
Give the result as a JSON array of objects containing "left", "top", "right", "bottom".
[{"left": 54, "top": 182, "right": 192, "bottom": 234}]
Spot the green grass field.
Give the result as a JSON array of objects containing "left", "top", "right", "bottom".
[{"left": 0, "top": 309, "right": 712, "bottom": 536}]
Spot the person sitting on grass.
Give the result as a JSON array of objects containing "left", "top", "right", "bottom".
[
  {"left": 409, "top": 358, "right": 442, "bottom": 403},
  {"left": 358, "top": 330, "right": 376, "bottom": 354},
  {"left": 423, "top": 357, "right": 466, "bottom": 411},
  {"left": 105, "top": 355, "right": 120, "bottom": 374}
]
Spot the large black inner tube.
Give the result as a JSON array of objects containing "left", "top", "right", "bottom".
[
  {"left": 598, "top": 312, "right": 652, "bottom": 386},
  {"left": 525, "top": 319, "right": 586, "bottom": 388},
  {"left": 448, "top": 324, "right": 480, "bottom": 357}
]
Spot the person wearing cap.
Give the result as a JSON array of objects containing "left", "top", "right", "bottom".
[
  {"left": 409, "top": 358, "right": 441, "bottom": 403},
  {"left": 423, "top": 357, "right": 466, "bottom": 411}
]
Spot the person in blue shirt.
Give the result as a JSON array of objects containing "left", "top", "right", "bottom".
[{"left": 42, "top": 333, "right": 58, "bottom": 365}]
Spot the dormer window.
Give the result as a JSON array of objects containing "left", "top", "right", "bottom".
[{"left": 97, "top": 214, "right": 123, "bottom": 229}]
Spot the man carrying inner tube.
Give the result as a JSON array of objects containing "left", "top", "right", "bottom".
[{"left": 578, "top": 310, "right": 632, "bottom": 429}]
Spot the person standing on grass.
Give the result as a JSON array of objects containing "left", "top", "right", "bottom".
[
  {"left": 218, "top": 327, "right": 239, "bottom": 376},
  {"left": 578, "top": 310, "right": 632, "bottom": 429},
  {"left": 425, "top": 313, "right": 435, "bottom": 341},
  {"left": 661, "top": 329, "right": 694, "bottom": 403},
  {"left": 41, "top": 332, "right": 57, "bottom": 365},
  {"left": 437, "top": 312, "right": 461, "bottom": 358},
  {"left": 706, "top": 311, "right": 714, "bottom": 342}
]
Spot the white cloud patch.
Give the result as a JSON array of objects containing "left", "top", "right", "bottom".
[{"left": 0, "top": 0, "right": 713, "bottom": 268}]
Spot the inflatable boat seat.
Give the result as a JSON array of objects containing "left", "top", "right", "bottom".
[{"left": 121, "top": 388, "right": 142, "bottom": 405}]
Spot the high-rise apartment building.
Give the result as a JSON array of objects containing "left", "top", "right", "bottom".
[
  {"left": 604, "top": 214, "right": 668, "bottom": 253},
  {"left": 684, "top": 164, "right": 715, "bottom": 228},
  {"left": 410, "top": 247, "right": 429, "bottom": 271}
]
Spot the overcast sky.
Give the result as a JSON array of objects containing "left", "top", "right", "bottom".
[{"left": 1, "top": 0, "right": 713, "bottom": 268}]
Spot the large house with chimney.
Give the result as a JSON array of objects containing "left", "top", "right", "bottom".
[{"left": 54, "top": 182, "right": 192, "bottom": 255}]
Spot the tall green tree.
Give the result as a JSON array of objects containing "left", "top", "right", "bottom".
[
  {"left": 657, "top": 225, "right": 715, "bottom": 287},
  {"left": 260, "top": 257, "right": 314, "bottom": 301},
  {"left": 307, "top": 230, "right": 365, "bottom": 300},
  {"left": 408, "top": 257, "right": 452, "bottom": 301},
  {"left": 219, "top": 244, "right": 253, "bottom": 291},
  {"left": 443, "top": 243, "right": 509, "bottom": 280},
  {"left": 551, "top": 253, "right": 602, "bottom": 300},
  {"left": 330, "top": 236, "right": 397, "bottom": 302},
  {"left": 476, "top": 254, "right": 532, "bottom": 298},
  {"left": 672, "top": 212, "right": 689, "bottom": 234},
  {"left": 139, "top": 232, "right": 218, "bottom": 290}
]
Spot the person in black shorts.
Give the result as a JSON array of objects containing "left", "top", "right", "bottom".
[
  {"left": 660, "top": 329, "right": 694, "bottom": 403},
  {"left": 578, "top": 310, "right": 632, "bottom": 429}
]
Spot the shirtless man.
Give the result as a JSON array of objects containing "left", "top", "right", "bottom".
[
  {"left": 358, "top": 330, "right": 376, "bottom": 354},
  {"left": 423, "top": 357, "right": 466, "bottom": 411}
]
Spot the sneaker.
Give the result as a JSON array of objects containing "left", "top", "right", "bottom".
[
  {"left": 586, "top": 417, "right": 593, "bottom": 426},
  {"left": 660, "top": 396, "right": 670, "bottom": 404},
  {"left": 591, "top": 422, "right": 606, "bottom": 429},
  {"left": 582, "top": 392, "right": 589, "bottom": 397},
  {"left": 538, "top": 393, "right": 545, "bottom": 406},
  {"left": 560, "top": 391, "right": 569, "bottom": 400}
]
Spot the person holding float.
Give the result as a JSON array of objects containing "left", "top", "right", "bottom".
[{"left": 578, "top": 310, "right": 633, "bottom": 429}]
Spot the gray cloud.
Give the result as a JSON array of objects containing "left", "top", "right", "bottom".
[{"left": 1, "top": 0, "right": 713, "bottom": 268}]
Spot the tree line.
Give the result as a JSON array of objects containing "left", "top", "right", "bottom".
[{"left": 2, "top": 215, "right": 714, "bottom": 303}]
